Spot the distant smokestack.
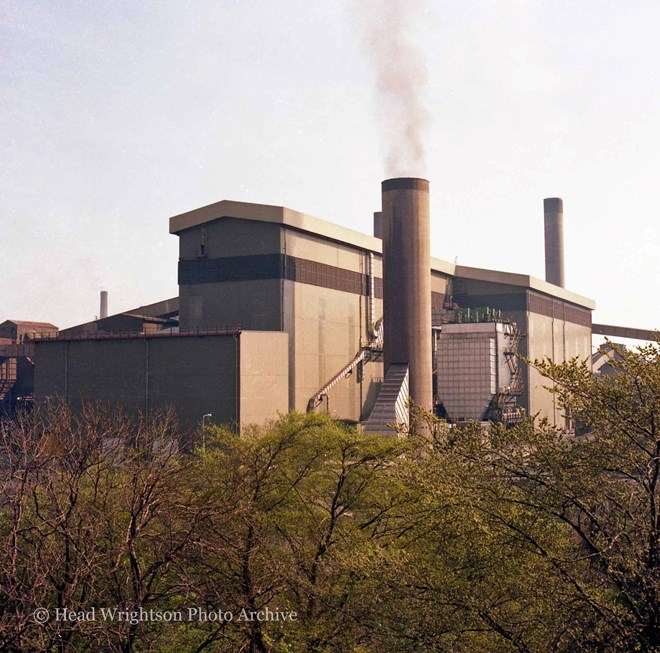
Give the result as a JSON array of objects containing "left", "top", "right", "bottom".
[
  {"left": 100, "top": 291, "right": 108, "bottom": 319},
  {"left": 544, "top": 198, "right": 565, "bottom": 288},
  {"left": 382, "top": 177, "right": 433, "bottom": 412},
  {"left": 373, "top": 211, "right": 383, "bottom": 239}
]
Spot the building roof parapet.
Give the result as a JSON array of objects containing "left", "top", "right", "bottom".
[
  {"left": 169, "top": 200, "right": 384, "bottom": 254},
  {"left": 0, "top": 320, "right": 58, "bottom": 329},
  {"left": 33, "top": 327, "right": 243, "bottom": 343}
]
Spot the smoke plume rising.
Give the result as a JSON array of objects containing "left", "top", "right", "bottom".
[{"left": 356, "top": 0, "right": 430, "bottom": 177}]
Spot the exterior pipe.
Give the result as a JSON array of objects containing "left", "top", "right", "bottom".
[
  {"left": 145, "top": 337, "right": 150, "bottom": 417},
  {"left": 368, "top": 252, "right": 376, "bottom": 339}
]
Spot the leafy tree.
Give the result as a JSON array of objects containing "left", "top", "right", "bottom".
[
  {"left": 1, "top": 337, "right": 658, "bottom": 652},
  {"left": 521, "top": 339, "right": 660, "bottom": 650},
  {"left": 384, "top": 337, "right": 660, "bottom": 652},
  {"left": 184, "top": 412, "right": 412, "bottom": 653}
]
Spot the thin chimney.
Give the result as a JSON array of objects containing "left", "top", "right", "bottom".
[
  {"left": 373, "top": 211, "right": 383, "bottom": 239},
  {"left": 100, "top": 291, "right": 108, "bottom": 319},
  {"left": 544, "top": 198, "right": 565, "bottom": 288}
]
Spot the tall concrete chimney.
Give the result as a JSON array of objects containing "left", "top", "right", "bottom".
[
  {"left": 100, "top": 290, "right": 108, "bottom": 319},
  {"left": 544, "top": 198, "right": 565, "bottom": 288},
  {"left": 382, "top": 178, "right": 433, "bottom": 412}
]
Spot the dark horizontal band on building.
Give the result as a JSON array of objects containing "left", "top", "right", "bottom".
[
  {"left": 381, "top": 178, "right": 430, "bottom": 192},
  {"left": 179, "top": 253, "right": 446, "bottom": 307},
  {"left": 179, "top": 254, "right": 379, "bottom": 295},
  {"left": 454, "top": 292, "right": 592, "bottom": 327},
  {"left": 178, "top": 255, "right": 590, "bottom": 326}
]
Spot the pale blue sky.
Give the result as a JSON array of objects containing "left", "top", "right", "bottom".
[{"left": 1, "top": 0, "right": 658, "bottom": 345}]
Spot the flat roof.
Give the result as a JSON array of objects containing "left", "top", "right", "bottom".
[
  {"left": 59, "top": 297, "right": 179, "bottom": 334},
  {"left": 0, "top": 320, "right": 58, "bottom": 329},
  {"left": 169, "top": 199, "right": 594, "bottom": 310},
  {"left": 455, "top": 264, "right": 596, "bottom": 310},
  {"left": 170, "top": 200, "right": 384, "bottom": 253}
]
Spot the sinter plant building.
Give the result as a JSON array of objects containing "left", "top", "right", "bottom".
[{"left": 2, "top": 179, "right": 651, "bottom": 433}]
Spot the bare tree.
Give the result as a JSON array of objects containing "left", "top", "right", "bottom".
[{"left": 0, "top": 402, "right": 208, "bottom": 653}]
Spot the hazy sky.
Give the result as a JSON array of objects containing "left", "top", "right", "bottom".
[{"left": 2, "top": 0, "right": 658, "bottom": 346}]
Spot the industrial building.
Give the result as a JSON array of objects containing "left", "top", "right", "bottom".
[
  {"left": 6, "top": 177, "right": 648, "bottom": 433},
  {"left": 0, "top": 320, "right": 57, "bottom": 414}
]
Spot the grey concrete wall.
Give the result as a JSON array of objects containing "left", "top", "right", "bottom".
[
  {"left": 178, "top": 215, "right": 387, "bottom": 422},
  {"left": 178, "top": 217, "right": 281, "bottom": 260},
  {"left": 431, "top": 272, "right": 449, "bottom": 300},
  {"left": 283, "top": 229, "right": 384, "bottom": 421},
  {"left": 239, "top": 331, "right": 289, "bottom": 425},
  {"left": 524, "top": 291, "right": 591, "bottom": 425},
  {"left": 526, "top": 312, "right": 591, "bottom": 426},
  {"left": 178, "top": 218, "right": 283, "bottom": 332},
  {"left": 148, "top": 335, "right": 238, "bottom": 428},
  {"left": 35, "top": 334, "right": 240, "bottom": 430},
  {"left": 68, "top": 339, "right": 146, "bottom": 411},
  {"left": 180, "top": 279, "right": 282, "bottom": 332},
  {"left": 34, "top": 340, "right": 67, "bottom": 400},
  {"left": 284, "top": 279, "right": 384, "bottom": 420}
]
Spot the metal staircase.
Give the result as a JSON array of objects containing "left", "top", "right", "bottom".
[
  {"left": 484, "top": 322, "right": 524, "bottom": 424},
  {"left": 306, "top": 319, "right": 384, "bottom": 413},
  {"left": 306, "top": 345, "right": 383, "bottom": 413},
  {"left": 0, "top": 357, "right": 17, "bottom": 404},
  {"left": 503, "top": 322, "right": 523, "bottom": 397},
  {"left": 362, "top": 364, "right": 409, "bottom": 434},
  {"left": 305, "top": 315, "right": 410, "bottom": 434}
]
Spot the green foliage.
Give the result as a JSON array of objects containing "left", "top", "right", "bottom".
[
  {"left": 192, "top": 412, "right": 412, "bottom": 652},
  {"left": 1, "top": 338, "right": 659, "bottom": 652}
]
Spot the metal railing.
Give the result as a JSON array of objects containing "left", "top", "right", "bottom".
[
  {"left": 307, "top": 345, "right": 383, "bottom": 413},
  {"left": 30, "top": 326, "right": 243, "bottom": 342},
  {"left": 306, "top": 319, "right": 384, "bottom": 413}
]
